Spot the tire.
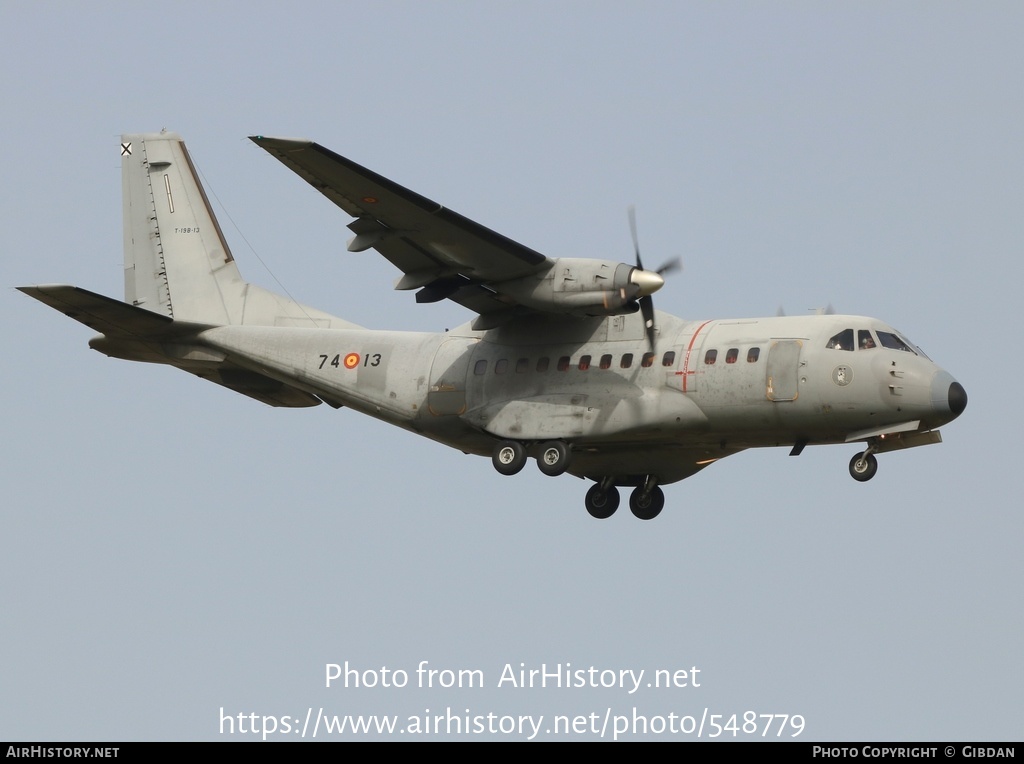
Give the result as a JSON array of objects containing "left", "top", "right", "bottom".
[
  {"left": 629, "top": 485, "right": 665, "bottom": 520},
  {"left": 585, "top": 484, "right": 620, "bottom": 519},
  {"left": 536, "top": 440, "right": 571, "bottom": 477},
  {"left": 849, "top": 452, "right": 878, "bottom": 482},
  {"left": 492, "top": 441, "right": 526, "bottom": 476}
]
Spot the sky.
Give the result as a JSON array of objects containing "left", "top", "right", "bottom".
[{"left": 2, "top": 1, "right": 1021, "bottom": 741}]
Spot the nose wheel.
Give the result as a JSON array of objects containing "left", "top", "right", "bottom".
[{"left": 849, "top": 451, "right": 878, "bottom": 482}]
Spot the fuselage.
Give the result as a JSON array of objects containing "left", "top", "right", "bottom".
[{"left": 199, "top": 309, "right": 965, "bottom": 486}]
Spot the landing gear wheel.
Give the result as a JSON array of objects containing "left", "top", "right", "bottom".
[
  {"left": 585, "top": 484, "right": 620, "bottom": 519},
  {"left": 849, "top": 451, "right": 878, "bottom": 482},
  {"left": 629, "top": 485, "right": 665, "bottom": 520},
  {"left": 492, "top": 441, "right": 527, "bottom": 476},
  {"left": 537, "top": 440, "right": 571, "bottom": 477}
]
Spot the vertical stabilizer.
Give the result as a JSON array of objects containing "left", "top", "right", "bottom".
[
  {"left": 120, "top": 132, "right": 356, "bottom": 330},
  {"left": 122, "top": 131, "right": 244, "bottom": 323}
]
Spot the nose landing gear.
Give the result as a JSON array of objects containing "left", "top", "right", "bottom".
[{"left": 849, "top": 450, "right": 878, "bottom": 482}]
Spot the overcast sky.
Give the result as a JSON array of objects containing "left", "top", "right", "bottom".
[{"left": 2, "top": 1, "right": 1020, "bottom": 741}]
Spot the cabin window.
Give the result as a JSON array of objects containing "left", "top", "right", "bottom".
[
  {"left": 536, "top": 357, "right": 550, "bottom": 373},
  {"left": 515, "top": 358, "right": 529, "bottom": 373},
  {"left": 620, "top": 353, "right": 634, "bottom": 369},
  {"left": 578, "top": 355, "right": 592, "bottom": 371},
  {"left": 641, "top": 352, "right": 656, "bottom": 368},
  {"left": 662, "top": 351, "right": 676, "bottom": 367},
  {"left": 747, "top": 347, "right": 760, "bottom": 363},
  {"left": 725, "top": 348, "right": 739, "bottom": 364},
  {"left": 704, "top": 349, "right": 718, "bottom": 365},
  {"left": 858, "top": 330, "right": 876, "bottom": 350},
  {"left": 827, "top": 329, "right": 854, "bottom": 351},
  {"left": 877, "top": 331, "right": 915, "bottom": 354},
  {"left": 557, "top": 356, "right": 571, "bottom": 371},
  {"left": 473, "top": 360, "right": 487, "bottom": 375},
  {"left": 495, "top": 359, "right": 508, "bottom": 375},
  {"left": 600, "top": 354, "right": 613, "bottom": 370}
]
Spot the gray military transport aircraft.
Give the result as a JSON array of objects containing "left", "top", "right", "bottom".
[{"left": 21, "top": 131, "right": 967, "bottom": 520}]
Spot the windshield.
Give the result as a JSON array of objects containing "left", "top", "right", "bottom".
[{"left": 877, "top": 328, "right": 930, "bottom": 359}]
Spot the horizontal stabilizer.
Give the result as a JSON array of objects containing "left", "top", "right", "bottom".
[
  {"left": 20, "top": 285, "right": 326, "bottom": 408},
  {"left": 17, "top": 285, "right": 208, "bottom": 338}
]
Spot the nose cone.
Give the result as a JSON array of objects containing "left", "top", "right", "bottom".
[
  {"left": 929, "top": 370, "right": 967, "bottom": 425},
  {"left": 948, "top": 381, "right": 968, "bottom": 417}
]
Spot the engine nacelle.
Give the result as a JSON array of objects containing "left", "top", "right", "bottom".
[{"left": 497, "top": 258, "right": 662, "bottom": 316}]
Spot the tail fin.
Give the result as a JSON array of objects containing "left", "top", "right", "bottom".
[
  {"left": 121, "top": 131, "right": 353, "bottom": 329},
  {"left": 122, "top": 131, "right": 244, "bottom": 322}
]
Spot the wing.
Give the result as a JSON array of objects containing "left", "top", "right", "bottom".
[{"left": 250, "top": 136, "right": 554, "bottom": 319}]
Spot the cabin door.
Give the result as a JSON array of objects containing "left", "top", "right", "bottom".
[
  {"left": 428, "top": 340, "right": 471, "bottom": 416},
  {"left": 766, "top": 340, "right": 803, "bottom": 401}
]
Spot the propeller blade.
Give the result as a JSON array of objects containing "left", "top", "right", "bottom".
[
  {"left": 654, "top": 257, "right": 681, "bottom": 276},
  {"left": 628, "top": 204, "right": 643, "bottom": 271},
  {"left": 640, "top": 295, "right": 656, "bottom": 350}
]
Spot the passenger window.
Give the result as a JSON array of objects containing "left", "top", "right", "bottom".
[
  {"left": 515, "top": 358, "right": 529, "bottom": 373},
  {"left": 725, "top": 348, "right": 738, "bottom": 364},
  {"left": 641, "top": 352, "right": 656, "bottom": 368},
  {"left": 662, "top": 351, "right": 676, "bottom": 367},
  {"left": 600, "top": 354, "right": 612, "bottom": 370},
  {"left": 557, "top": 356, "right": 571, "bottom": 371},
  {"left": 620, "top": 353, "right": 634, "bottom": 369},
  {"left": 704, "top": 349, "right": 717, "bottom": 365},
  {"left": 473, "top": 360, "right": 487, "bottom": 375},
  {"left": 536, "top": 357, "right": 550, "bottom": 373},
  {"left": 858, "top": 330, "right": 877, "bottom": 350},
  {"left": 747, "top": 347, "right": 760, "bottom": 363},
  {"left": 578, "top": 355, "right": 591, "bottom": 371},
  {"left": 827, "top": 329, "right": 854, "bottom": 351},
  {"left": 495, "top": 359, "right": 508, "bottom": 375}
]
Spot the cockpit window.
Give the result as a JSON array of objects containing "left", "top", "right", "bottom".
[
  {"left": 858, "top": 330, "right": 876, "bottom": 350},
  {"left": 877, "top": 331, "right": 915, "bottom": 354},
  {"left": 827, "top": 329, "right": 854, "bottom": 351}
]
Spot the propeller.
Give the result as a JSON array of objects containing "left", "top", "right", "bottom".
[{"left": 627, "top": 205, "right": 680, "bottom": 349}]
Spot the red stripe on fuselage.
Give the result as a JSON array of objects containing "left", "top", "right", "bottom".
[{"left": 680, "top": 320, "right": 713, "bottom": 393}]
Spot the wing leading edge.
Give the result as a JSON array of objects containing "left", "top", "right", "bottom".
[{"left": 250, "top": 136, "right": 554, "bottom": 320}]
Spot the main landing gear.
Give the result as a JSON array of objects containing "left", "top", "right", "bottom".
[
  {"left": 490, "top": 440, "right": 667, "bottom": 520},
  {"left": 491, "top": 441, "right": 527, "bottom": 475},
  {"left": 584, "top": 477, "right": 664, "bottom": 520},
  {"left": 628, "top": 480, "right": 665, "bottom": 520},
  {"left": 491, "top": 439, "right": 571, "bottom": 477},
  {"left": 585, "top": 482, "right": 619, "bottom": 519}
]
